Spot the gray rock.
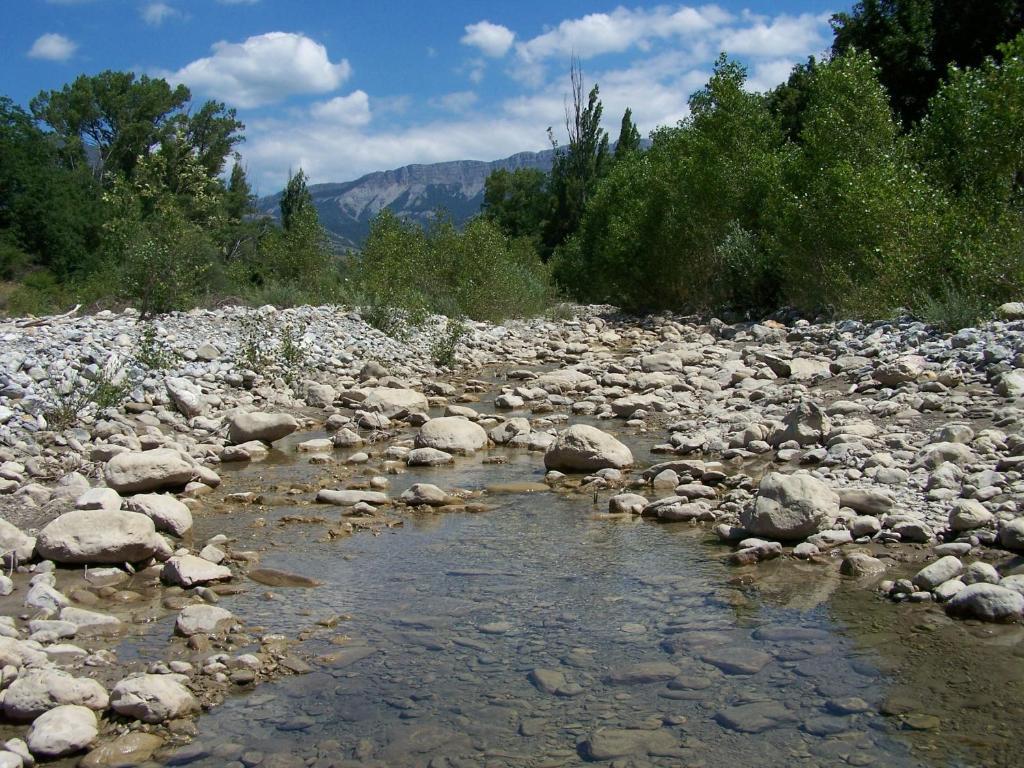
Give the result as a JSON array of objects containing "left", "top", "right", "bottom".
[
  {"left": 161, "top": 555, "right": 232, "bottom": 588},
  {"left": 771, "top": 401, "right": 831, "bottom": 447},
  {"left": 837, "top": 488, "right": 893, "bottom": 516},
  {"left": 406, "top": 448, "right": 455, "bottom": 467},
  {"left": 946, "top": 583, "right": 1024, "bottom": 622},
  {"left": 0, "top": 519, "right": 36, "bottom": 565},
  {"left": 399, "top": 484, "right": 452, "bottom": 507},
  {"left": 109, "top": 674, "right": 196, "bottom": 723},
  {"left": 579, "top": 728, "right": 678, "bottom": 760},
  {"left": 103, "top": 449, "right": 195, "bottom": 494},
  {"left": 999, "top": 518, "right": 1024, "bottom": 551},
  {"left": 739, "top": 472, "right": 839, "bottom": 541},
  {"left": 605, "top": 662, "right": 679, "bottom": 685},
  {"left": 126, "top": 494, "right": 193, "bottom": 537},
  {"left": 544, "top": 424, "right": 633, "bottom": 471},
  {"left": 840, "top": 552, "right": 887, "bottom": 577},
  {"left": 414, "top": 417, "right": 488, "bottom": 455},
  {"left": 175, "top": 605, "right": 234, "bottom": 637},
  {"left": 360, "top": 388, "right": 428, "bottom": 417},
  {"left": 36, "top": 509, "right": 166, "bottom": 564},
  {"left": 912, "top": 556, "right": 963, "bottom": 591},
  {"left": 315, "top": 489, "right": 387, "bottom": 506},
  {"left": 26, "top": 705, "right": 96, "bottom": 758},
  {"left": 948, "top": 499, "right": 994, "bottom": 532},
  {"left": 226, "top": 412, "right": 298, "bottom": 445},
  {"left": 961, "top": 561, "right": 1000, "bottom": 585},
  {"left": 3, "top": 669, "right": 109, "bottom": 721},
  {"left": 165, "top": 377, "right": 205, "bottom": 418}
]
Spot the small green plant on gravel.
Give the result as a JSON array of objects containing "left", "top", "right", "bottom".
[
  {"left": 917, "top": 281, "right": 992, "bottom": 333},
  {"left": 277, "top": 319, "right": 308, "bottom": 385},
  {"left": 430, "top": 315, "right": 468, "bottom": 368},
  {"left": 134, "top": 323, "right": 179, "bottom": 371},
  {"left": 236, "top": 314, "right": 274, "bottom": 373},
  {"left": 234, "top": 313, "right": 308, "bottom": 385},
  {"left": 43, "top": 369, "right": 130, "bottom": 430}
]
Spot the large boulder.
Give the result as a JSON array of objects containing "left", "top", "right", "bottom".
[
  {"left": 227, "top": 412, "right": 298, "bottom": 445},
  {"left": 946, "top": 583, "right": 1024, "bottom": 622},
  {"left": 3, "top": 669, "right": 109, "bottom": 721},
  {"left": 103, "top": 449, "right": 195, "bottom": 494},
  {"left": 414, "top": 417, "right": 488, "bottom": 455},
  {"left": 771, "top": 402, "right": 831, "bottom": 447},
  {"left": 36, "top": 509, "right": 166, "bottom": 565},
  {"left": 26, "top": 705, "right": 97, "bottom": 758},
  {"left": 0, "top": 518, "right": 36, "bottom": 565},
  {"left": 544, "top": 425, "right": 633, "bottom": 472},
  {"left": 126, "top": 494, "right": 193, "bottom": 537},
  {"left": 360, "top": 388, "right": 428, "bottom": 418},
  {"left": 109, "top": 674, "right": 196, "bottom": 723},
  {"left": 740, "top": 472, "right": 839, "bottom": 541}
]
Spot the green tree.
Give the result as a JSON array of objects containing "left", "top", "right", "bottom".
[
  {"left": 613, "top": 107, "right": 642, "bottom": 160},
  {"left": 0, "top": 97, "right": 102, "bottom": 280},
  {"left": 279, "top": 169, "right": 314, "bottom": 232},
  {"left": 481, "top": 167, "right": 551, "bottom": 246},
  {"left": 30, "top": 71, "right": 242, "bottom": 184},
  {"left": 225, "top": 162, "right": 254, "bottom": 221},
  {"left": 544, "top": 60, "right": 609, "bottom": 258},
  {"left": 766, "top": 57, "right": 819, "bottom": 142}
]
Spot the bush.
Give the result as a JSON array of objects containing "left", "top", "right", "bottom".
[{"left": 352, "top": 210, "right": 553, "bottom": 326}]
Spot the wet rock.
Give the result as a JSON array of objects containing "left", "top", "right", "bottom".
[
  {"left": 80, "top": 732, "right": 164, "bottom": 768},
  {"left": 110, "top": 674, "right": 196, "bottom": 723},
  {"left": 528, "top": 668, "right": 583, "bottom": 697},
  {"left": 399, "top": 483, "right": 453, "bottom": 507},
  {"left": 912, "top": 556, "right": 963, "bottom": 592},
  {"left": 103, "top": 449, "right": 195, "bottom": 494},
  {"left": 715, "top": 702, "right": 797, "bottom": 733},
  {"left": 227, "top": 412, "right": 299, "bottom": 445},
  {"left": 406, "top": 448, "right": 454, "bottom": 467},
  {"left": 247, "top": 568, "right": 322, "bottom": 588},
  {"left": 701, "top": 648, "right": 772, "bottom": 675},
  {"left": 316, "top": 489, "right": 387, "bottom": 508},
  {"left": 126, "top": 493, "right": 193, "bottom": 537},
  {"left": 946, "top": 583, "right": 1024, "bottom": 622},
  {"left": 840, "top": 552, "right": 887, "bottom": 577},
  {"left": 579, "top": 728, "right": 678, "bottom": 760},
  {"left": 175, "top": 605, "right": 234, "bottom": 636},
  {"left": 60, "top": 606, "right": 121, "bottom": 629},
  {"left": 36, "top": 509, "right": 166, "bottom": 564},
  {"left": 608, "top": 493, "right": 648, "bottom": 515},
  {"left": 740, "top": 472, "right": 839, "bottom": 541},
  {"left": 26, "top": 705, "right": 97, "bottom": 759},
  {"left": 162, "top": 555, "right": 232, "bottom": 588},
  {"left": 605, "top": 662, "right": 679, "bottom": 685},
  {"left": 544, "top": 424, "right": 633, "bottom": 472},
  {"left": 3, "top": 669, "right": 109, "bottom": 721}
]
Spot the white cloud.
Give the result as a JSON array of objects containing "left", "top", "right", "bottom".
[
  {"left": 432, "top": 90, "right": 479, "bottom": 113},
  {"left": 515, "top": 5, "right": 733, "bottom": 64},
  {"left": 747, "top": 58, "right": 800, "bottom": 93},
  {"left": 719, "top": 13, "right": 829, "bottom": 58},
  {"left": 142, "top": 2, "right": 182, "bottom": 26},
  {"left": 165, "top": 32, "right": 351, "bottom": 108},
  {"left": 310, "top": 91, "right": 371, "bottom": 126},
  {"left": 27, "top": 33, "right": 77, "bottom": 61},
  {"left": 461, "top": 21, "right": 515, "bottom": 58}
]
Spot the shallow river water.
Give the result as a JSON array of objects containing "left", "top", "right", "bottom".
[{"left": 136, "top": 411, "right": 1024, "bottom": 768}]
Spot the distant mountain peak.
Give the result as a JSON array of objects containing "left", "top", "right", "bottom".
[{"left": 256, "top": 149, "right": 554, "bottom": 249}]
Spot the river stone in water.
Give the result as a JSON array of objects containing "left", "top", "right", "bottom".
[
  {"left": 27, "top": 705, "right": 97, "bottom": 758},
  {"left": 103, "top": 449, "right": 195, "bottom": 494},
  {"left": 247, "top": 568, "right": 322, "bottom": 588},
  {"left": 414, "top": 417, "right": 488, "bottom": 455},
  {"left": 580, "top": 728, "right": 678, "bottom": 760},
  {"left": 162, "top": 555, "right": 232, "bottom": 588},
  {"left": 406, "top": 448, "right": 454, "bottom": 467},
  {"left": 605, "top": 662, "right": 679, "bottom": 685},
  {"left": 544, "top": 424, "right": 633, "bottom": 471},
  {"left": 79, "top": 732, "right": 164, "bottom": 768},
  {"left": 945, "top": 583, "right": 1024, "bottom": 622},
  {"left": 739, "top": 472, "right": 839, "bottom": 541},
  {"left": 227, "top": 412, "right": 299, "bottom": 445},
  {"left": 715, "top": 702, "right": 797, "bottom": 733},
  {"left": 109, "top": 674, "right": 196, "bottom": 723},
  {"left": 126, "top": 493, "right": 193, "bottom": 537},
  {"left": 36, "top": 510, "right": 165, "bottom": 564},
  {"left": 4, "top": 669, "right": 109, "bottom": 721},
  {"left": 175, "top": 605, "right": 234, "bottom": 637}
]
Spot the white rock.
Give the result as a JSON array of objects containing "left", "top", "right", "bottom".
[
  {"left": 36, "top": 509, "right": 164, "bottom": 564},
  {"left": 946, "top": 583, "right": 1024, "bottom": 622},
  {"left": 175, "top": 605, "right": 234, "bottom": 637},
  {"left": 162, "top": 555, "right": 232, "bottom": 588},
  {"left": 360, "top": 388, "right": 428, "bottom": 417},
  {"left": 165, "top": 377, "right": 205, "bottom": 418},
  {"left": 912, "top": 556, "right": 963, "bottom": 591},
  {"left": 73, "top": 487, "right": 121, "bottom": 511},
  {"left": 109, "top": 674, "right": 196, "bottom": 723},
  {"left": 948, "top": 499, "right": 994, "bottom": 532},
  {"left": 226, "top": 412, "right": 298, "bottom": 444},
  {"left": 414, "top": 417, "right": 488, "bottom": 455},
  {"left": 0, "top": 519, "right": 36, "bottom": 565},
  {"left": 103, "top": 449, "right": 195, "bottom": 494},
  {"left": 3, "top": 669, "right": 109, "bottom": 721},
  {"left": 126, "top": 494, "right": 193, "bottom": 537},
  {"left": 315, "top": 489, "right": 387, "bottom": 506},
  {"left": 739, "top": 472, "right": 839, "bottom": 541},
  {"left": 544, "top": 425, "right": 633, "bottom": 472},
  {"left": 26, "top": 705, "right": 96, "bottom": 758}
]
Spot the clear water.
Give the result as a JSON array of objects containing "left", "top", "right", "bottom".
[{"left": 156, "top": 424, "right": 1017, "bottom": 768}]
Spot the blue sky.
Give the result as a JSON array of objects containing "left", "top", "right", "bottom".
[{"left": 3, "top": 0, "right": 839, "bottom": 194}]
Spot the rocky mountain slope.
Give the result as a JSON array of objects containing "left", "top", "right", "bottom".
[{"left": 256, "top": 150, "right": 554, "bottom": 249}]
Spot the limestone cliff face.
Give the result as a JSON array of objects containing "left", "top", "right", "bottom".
[{"left": 257, "top": 150, "right": 553, "bottom": 249}]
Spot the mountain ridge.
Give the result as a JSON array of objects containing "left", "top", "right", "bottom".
[{"left": 256, "top": 149, "right": 555, "bottom": 249}]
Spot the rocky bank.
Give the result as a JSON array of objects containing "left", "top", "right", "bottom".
[{"left": 1, "top": 301, "right": 1024, "bottom": 764}]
